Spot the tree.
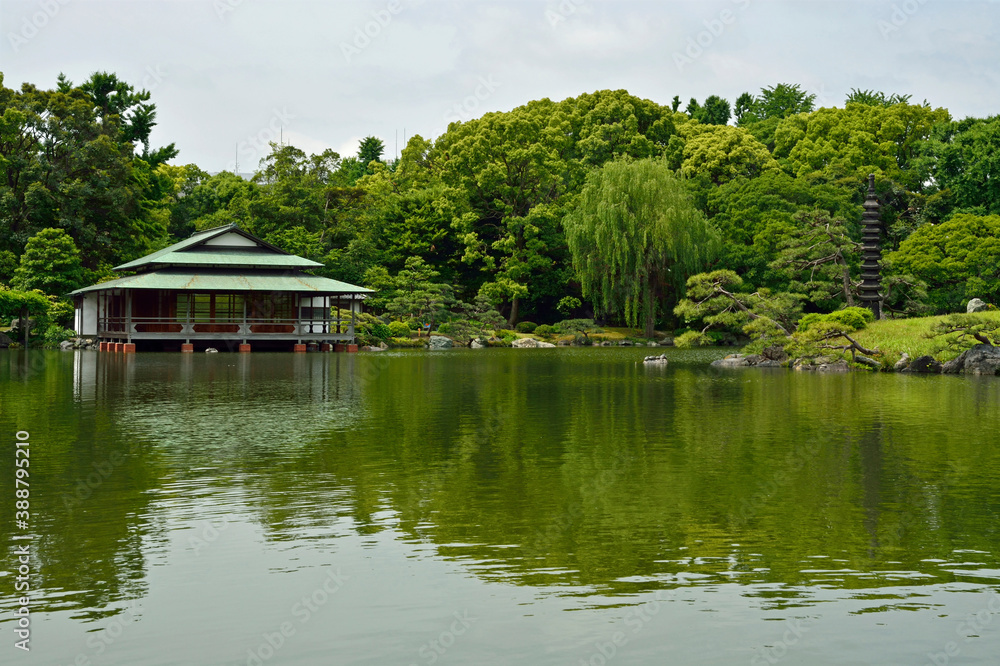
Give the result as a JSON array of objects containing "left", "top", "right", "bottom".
[
  {"left": 885, "top": 213, "right": 1000, "bottom": 312},
  {"left": 686, "top": 95, "right": 731, "bottom": 126},
  {"left": 358, "top": 136, "right": 385, "bottom": 167},
  {"left": 0, "top": 286, "right": 50, "bottom": 346},
  {"left": 769, "top": 210, "right": 860, "bottom": 310},
  {"left": 916, "top": 115, "right": 1000, "bottom": 217},
  {"left": 845, "top": 89, "right": 912, "bottom": 107},
  {"left": 681, "top": 125, "right": 780, "bottom": 185},
  {"left": 364, "top": 256, "right": 455, "bottom": 332},
  {"left": 772, "top": 102, "right": 950, "bottom": 191},
  {"left": 564, "top": 158, "right": 721, "bottom": 337},
  {"left": 0, "top": 72, "right": 171, "bottom": 266},
  {"left": 736, "top": 83, "right": 816, "bottom": 125},
  {"left": 13, "top": 228, "right": 85, "bottom": 297},
  {"left": 674, "top": 270, "right": 802, "bottom": 342}
]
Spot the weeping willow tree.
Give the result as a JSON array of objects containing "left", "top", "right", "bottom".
[{"left": 564, "top": 158, "right": 721, "bottom": 337}]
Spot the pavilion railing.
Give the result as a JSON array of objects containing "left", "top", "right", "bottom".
[{"left": 98, "top": 315, "right": 355, "bottom": 338}]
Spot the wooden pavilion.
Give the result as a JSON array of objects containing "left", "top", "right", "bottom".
[{"left": 71, "top": 224, "right": 372, "bottom": 352}]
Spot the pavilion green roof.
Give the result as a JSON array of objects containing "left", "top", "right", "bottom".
[{"left": 114, "top": 224, "right": 322, "bottom": 272}]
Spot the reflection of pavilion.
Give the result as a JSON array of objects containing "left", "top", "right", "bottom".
[{"left": 71, "top": 225, "right": 372, "bottom": 352}]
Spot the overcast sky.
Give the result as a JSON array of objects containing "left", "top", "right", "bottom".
[{"left": 2, "top": 0, "right": 998, "bottom": 173}]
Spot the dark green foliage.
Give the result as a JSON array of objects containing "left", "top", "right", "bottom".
[
  {"left": 515, "top": 321, "right": 538, "bottom": 333},
  {"left": 13, "top": 228, "right": 85, "bottom": 297},
  {"left": 845, "top": 89, "right": 912, "bottom": 107},
  {"left": 371, "top": 322, "right": 392, "bottom": 341}
]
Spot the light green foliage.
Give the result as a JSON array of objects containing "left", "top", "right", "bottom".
[
  {"left": 681, "top": 125, "right": 779, "bottom": 185},
  {"left": 886, "top": 213, "right": 1000, "bottom": 312},
  {"left": 43, "top": 324, "right": 75, "bottom": 345},
  {"left": 797, "top": 307, "right": 874, "bottom": 334},
  {"left": 0, "top": 285, "right": 50, "bottom": 344},
  {"left": 13, "top": 228, "right": 85, "bottom": 296},
  {"left": 263, "top": 227, "right": 324, "bottom": 260},
  {"left": 556, "top": 296, "right": 581, "bottom": 317},
  {"left": 370, "top": 322, "right": 392, "bottom": 341},
  {"left": 387, "top": 320, "right": 412, "bottom": 337},
  {"left": 929, "top": 313, "right": 1000, "bottom": 353},
  {"left": 565, "top": 158, "right": 720, "bottom": 337},
  {"left": 772, "top": 102, "right": 950, "bottom": 190},
  {"left": 438, "top": 90, "right": 683, "bottom": 325},
  {"left": 674, "top": 330, "right": 712, "bottom": 348}
]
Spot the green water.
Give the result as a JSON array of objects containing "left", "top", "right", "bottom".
[{"left": 1, "top": 348, "right": 998, "bottom": 665}]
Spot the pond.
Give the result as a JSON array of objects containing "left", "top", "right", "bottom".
[{"left": 1, "top": 348, "right": 998, "bottom": 665}]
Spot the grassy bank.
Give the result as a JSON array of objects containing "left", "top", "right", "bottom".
[{"left": 852, "top": 311, "right": 1000, "bottom": 362}]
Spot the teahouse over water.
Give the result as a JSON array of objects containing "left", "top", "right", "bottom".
[{"left": 71, "top": 224, "right": 372, "bottom": 352}]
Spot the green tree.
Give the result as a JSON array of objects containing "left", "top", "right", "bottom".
[
  {"left": 845, "top": 89, "right": 912, "bottom": 107},
  {"left": 886, "top": 213, "right": 1000, "bottom": 312},
  {"left": 0, "top": 72, "right": 171, "bottom": 266},
  {"left": 13, "top": 228, "right": 85, "bottom": 297},
  {"left": 681, "top": 125, "right": 780, "bottom": 185},
  {"left": 358, "top": 136, "right": 385, "bottom": 167},
  {"left": 0, "top": 286, "right": 50, "bottom": 345},
  {"left": 674, "top": 270, "right": 802, "bottom": 341},
  {"left": 564, "top": 158, "right": 721, "bottom": 337},
  {"left": 769, "top": 210, "right": 861, "bottom": 310},
  {"left": 916, "top": 115, "right": 1000, "bottom": 217}
]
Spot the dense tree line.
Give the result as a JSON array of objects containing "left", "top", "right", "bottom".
[{"left": 2, "top": 72, "right": 999, "bottom": 344}]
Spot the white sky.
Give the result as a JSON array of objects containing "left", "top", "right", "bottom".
[{"left": 2, "top": 0, "right": 998, "bottom": 172}]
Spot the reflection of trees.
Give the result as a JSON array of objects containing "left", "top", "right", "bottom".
[
  {"left": 7, "top": 348, "right": 998, "bottom": 618},
  {"left": 0, "top": 352, "right": 162, "bottom": 622},
  {"left": 233, "top": 351, "right": 1000, "bottom": 594}
]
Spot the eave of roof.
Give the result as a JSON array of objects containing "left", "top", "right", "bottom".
[{"left": 70, "top": 269, "right": 373, "bottom": 295}]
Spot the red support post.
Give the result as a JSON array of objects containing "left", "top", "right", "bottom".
[
  {"left": 181, "top": 343, "right": 194, "bottom": 353},
  {"left": 293, "top": 344, "right": 307, "bottom": 353}
]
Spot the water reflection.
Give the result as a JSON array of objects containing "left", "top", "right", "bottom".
[{"left": 2, "top": 348, "right": 999, "bottom": 629}]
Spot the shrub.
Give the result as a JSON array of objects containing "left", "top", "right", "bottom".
[
  {"left": 43, "top": 324, "right": 75, "bottom": 345},
  {"left": 388, "top": 337, "right": 425, "bottom": 348},
  {"left": 499, "top": 330, "right": 517, "bottom": 343},
  {"left": 797, "top": 307, "right": 874, "bottom": 334},
  {"left": 535, "top": 324, "right": 555, "bottom": 337},
  {"left": 388, "top": 320, "right": 411, "bottom": 337},
  {"left": 515, "top": 321, "right": 538, "bottom": 333},
  {"left": 371, "top": 322, "right": 392, "bottom": 340},
  {"left": 436, "top": 322, "right": 453, "bottom": 335}
]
